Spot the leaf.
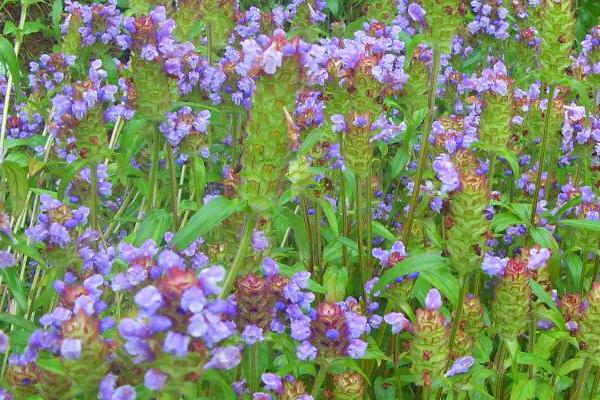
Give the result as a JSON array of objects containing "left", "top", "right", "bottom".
[
  {"left": 51, "top": 0, "right": 63, "bottom": 37},
  {"left": 172, "top": 197, "right": 245, "bottom": 249},
  {"left": 37, "top": 358, "right": 66, "bottom": 376},
  {"left": 326, "top": 0, "right": 339, "bottom": 15},
  {"left": 516, "top": 351, "right": 555, "bottom": 372},
  {"left": 190, "top": 157, "right": 206, "bottom": 201},
  {"left": 56, "top": 160, "right": 87, "bottom": 200},
  {"left": 529, "top": 279, "right": 559, "bottom": 313},
  {"left": 390, "top": 148, "right": 409, "bottom": 180},
  {"left": 301, "top": 125, "right": 328, "bottom": 153},
  {"left": 134, "top": 209, "right": 173, "bottom": 246},
  {"left": 0, "top": 312, "right": 36, "bottom": 331},
  {"left": 510, "top": 378, "right": 536, "bottom": 400},
  {"left": 0, "top": 267, "right": 27, "bottom": 311},
  {"left": 558, "top": 219, "right": 600, "bottom": 232},
  {"left": 497, "top": 148, "right": 520, "bottom": 181},
  {"left": 558, "top": 357, "right": 585, "bottom": 376},
  {"left": 202, "top": 370, "right": 237, "bottom": 400},
  {"left": 0, "top": 35, "right": 21, "bottom": 99},
  {"left": 372, "top": 221, "right": 396, "bottom": 242},
  {"left": 278, "top": 207, "right": 310, "bottom": 260},
  {"left": 373, "top": 251, "right": 447, "bottom": 293},
  {"left": 2, "top": 160, "right": 29, "bottom": 217},
  {"left": 320, "top": 198, "right": 338, "bottom": 236}
]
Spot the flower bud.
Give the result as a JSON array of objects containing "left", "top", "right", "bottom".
[
  {"left": 332, "top": 371, "right": 366, "bottom": 400},
  {"left": 539, "top": 0, "right": 575, "bottom": 84},
  {"left": 409, "top": 307, "right": 449, "bottom": 385},
  {"left": 492, "top": 259, "right": 531, "bottom": 339}
]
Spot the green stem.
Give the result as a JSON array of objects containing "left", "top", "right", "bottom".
[
  {"left": 448, "top": 274, "right": 467, "bottom": 360},
  {"left": 552, "top": 340, "right": 568, "bottom": 396},
  {"left": 340, "top": 171, "right": 348, "bottom": 267},
  {"left": 250, "top": 344, "right": 258, "bottom": 394},
  {"left": 530, "top": 85, "right": 555, "bottom": 226},
  {"left": 89, "top": 163, "right": 98, "bottom": 230},
  {"left": 581, "top": 249, "right": 591, "bottom": 294},
  {"left": 573, "top": 357, "right": 593, "bottom": 400},
  {"left": 356, "top": 176, "right": 367, "bottom": 304},
  {"left": 403, "top": 48, "right": 442, "bottom": 246},
  {"left": 366, "top": 172, "right": 373, "bottom": 279},
  {"left": 527, "top": 316, "right": 537, "bottom": 379},
  {"left": 315, "top": 201, "right": 323, "bottom": 282},
  {"left": 488, "top": 153, "right": 497, "bottom": 192},
  {"left": 301, "top": 196, "right": 315, "bottom": 277},
  {"left": 311, "top": 361, "right": 330, "bottom": 398},
  {"left": 166, "top": 146, "right": 179, "bottom": 229},
  {"left": 494, "top": 340, "right": 508, "bottom": 400},
  {"left": 590, "top": 366, "right": 600, "bottom": 398},
  {"left": 422, "top": 383, "right": 432, "bottom": 400},
  {"left": 0, "top": 1, "right": 28, "bottom": 165},
  {"left": 147, "top": 128, "right": 161, "bottom": 213},
  {"left": 219, "top": 214, "right": 256, "bottom": 299}
]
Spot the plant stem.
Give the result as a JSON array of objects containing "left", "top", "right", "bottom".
[
  {"left": 356, "top": 175, "right": 367, "bottom": 304},
  {"left": 90, "top": 163, "right": 100, "bottom": 233},
  {"left": 0, "top": 1, "right": 28, "bottom": 165},
  {"left": 301, "top": 196, "right": 315, "bottom": 277},
  {"left": 403, "top": 48, "right": 442, "bottom": 246},
  {"left": 219, "top": 214, "right": 256, "bottom": 299},
  {"left": 494, "top": 339, "right": 507, "bottom": 400},
  {"left": 340, "top": 170, "right": 348, "bottom": 267},
  {"left": 315, "top": 201, "right": 323, "bottom": 282},
  {"left": 366, "top": 172, "right": 373, "bottom": 278},
  {"left": 488, "top": 153, "right": 497, "bottom": 192},
  {"left": 530, "top": 85, "right": 555, "bottom": 226},
  {"left": 573, "top": 357, "right": 593, "bottom": 400},
  {"left": 551, "top": 340, "right": 568, "bottom": 393},
  {"left": 166, "top": 146, "right": 179, "bottom": 229},
  {"left": 527, "top": 316, "right": 537, "bottom": 379},
  {"left": 147, "top": 128, "right": 161, "bottom": 213},
  {"left": 590, "top": 366, "right": 600, "bottom": 398},
  {"left": 448, "top": 274, "right": 467, "bottom": 361},
  {"left": 311, "top": 361, "right": 330, "bottom": 398}
]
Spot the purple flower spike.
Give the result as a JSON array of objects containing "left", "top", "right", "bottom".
[
  {"left": 242, "top": 325, "right": 264, "bottom": 345},
  {"left": 163, "top": 331, "right": 189, "bottom": 357},
  {"left": 204, "top": 346, "right": 242, "bottom": 370},
  {"left": 262, "top": 373, "right": 283, "bottom": 393},
  {"left": 296, "top": 340, "right": 318, "bottom": 360},
  {"left": 383, "top": 312, "right": 411, "bottom": 334},
  {"left": 144, "top": 369, "right": 167, "bottom": 391},
  {"left": 445, "top": 356, "right": 475, "bottom": 377},
  {"left": 408, "top": 3, "right": 426, "bottom": 25},
  {"left": 425, "top": 289, "right": 442, "bottom": 311},
  {"left": 60, "top": 338, "right": 82, "bottom": 359}
]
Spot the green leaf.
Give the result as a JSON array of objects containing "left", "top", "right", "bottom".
[
  {"left": 0, "top": 267, "right": 27, "bottom": 311},
  {"left": 510, "top": 378, "right": 536, "bottom": 400},
  {"left": 172, "top": 197, "right": 244, "bottom": 249},
  {"left": 0, "top": 312, "right": 36, "bottom": 331},
  {"left": 301, "top": 125, "right": 328, "bottom": 153},
  {"left": 529, "top": 279, "right": 559, "bottom": 313},
  {"left": 190, "top": 157, "right": 206, "bottom": 201},
  {"left": 497, "top": 148, "right": 520, "bottom": 181},
  {"left": 57, "top": 159, "right": 87, "bottom": 200},
  {"left": 516, "top": 351, "right": 555, "bottom": 372},
  {"left": 0, "top": 35, "right": 21, "bottom": 99},
  {"left": 326, "top": 0, "right": 339, "bottom": 15},
  {"left": 558, "top": 219, "right": 600, "bottom": 232},
  {"left": 2, "top": 160, "right": 29, "bottom": 217},
  {"left": 390, "top": 148, "right": 409, "bottom": 180},
  {"left": 37, "top": 358, "right": 66, "bottom": 376},
  {"left": 134, "top": 209, "right": 173, "bottom": 246},
  {"left": 372, "top": 221, "right": 396, "bottom": 242},
  {"left": 320, "top": 198, "right": 338, "bottom": 236},
  {"left": 277, "top": 207, "right": 310, "bottom": 261},
  {"left": 558, "top": 357, "right": 585, "bottom": 376},
  {"left": 373, "top": 251, "right": 447, "bottom": 293},
  {"left": 51, "top": 0, "right": 63, "bottom": 37}
]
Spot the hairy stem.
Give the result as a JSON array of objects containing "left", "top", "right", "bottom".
[
  {"left": 219, "top": 214, "right": 256, "bottom": 299},
  {"left": 166, "top": 146, "right": 180, "bottom": 230},
  {"left": 403, "top": 48, "right": 441, "bottom": 246}
]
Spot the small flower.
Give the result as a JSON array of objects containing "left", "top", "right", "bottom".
[
  {"left": 384, "top": 312, "right": 411, "bottom": 334},
  {"left": 144, "top": 369, "right": 167, "bottom": 391},
  {"left": 60, "top": 337, "right": 82, "bottom": 359},
  {"left": 425, "top": 289, "right": 442, "bottom": 311},
  {"left": 445, "top": 356, "right": 475, "bottom": 377},
  {"left": 0, "top": 330, "right": 8, "bottom": 352},
  {"left": 163, "top": 331, "right": 189, "bottom": 357},
  {"left": 0, "top": 251, "right": 15, "bottom": 268},
  {"left": 262, "top": 373, "right": 283, "bottom": 393},
  {"left": 204, "top": 346, "right": 242, "bottom": 369},
  {"left": 482, "top": 253, "right": 509, "bottom": 276},
  {"left": 242, "top": 325, "right": 264, "bottom": 345},
  {"left": 297, "top": 340, "right": 318, "bottom": 360},
  {"left": 527, "top": 247, "right": 551, "bottom": 270},
  {"left": 252, "top": 230, "right": 270, "bottom": 252}
]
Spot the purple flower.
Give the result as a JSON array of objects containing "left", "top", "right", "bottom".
[
  {"left": 242, "top": 325, "right": 264, "bottom": 345},
  {"left": 0, "top": 330, "right": 8, "bottom": 352},
  {"left": 432, "top": 154, "right": 459, "bottom": 193},
  {"left": 252, "top": 230, "right": 270, "bottom": 252},
  {"left": 408, "top": 3, "right": 426, "bottom": 25},
  {"left": 0, "top": 251, "right": 15, "bottom": 268},
  {"left": 347, "top": 339, "right": 368, "bottom": 359},
  {"left": 262, "top": 373, "right": 283, "bottom": 393},
  {"left": 297, "top": 341, "right": 318, "bottom": 360},
  {"left": 204, "top": 346, "right": 242, "bottom": 369},
  {"left": 445, "top": 356, "right": 475, "bottom": 377},
  {"left": 181, "top": 286, "right": 206, "bottom": 313},
  {"left": 144, "top": 369, "right": 167, "bottom": 391},
  {"left": 290, "top": 318, "right": 311, "bottom": 341},
  {"left": 163, "top": 331, "right": 189, "bottom": 357},
  {"left": 482, "top": 253, "right": 509, "bottom": 276},
  {"left": 112, "top": 385, "right": 136, "bottom": 400},
  {"left": 60, "top": 338, "right": 82, "bottom": 359},
  {"left": 527, "top": 247, "right": 551, "bottom": 270},
  {"left": 134, "top": 286, "right": 164, "bottom": 315},
  {"left": 425, "top": 289, "right": 442, "bottom": 311},
  {"left": 384, "top": 312, "right": 411, "bottom": 334}
]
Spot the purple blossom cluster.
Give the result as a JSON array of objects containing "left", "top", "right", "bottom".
[
  {"left": 159, "top": 106, "right": 211, "bottom": 161},
  {"left": 28, "top": 53, "right": 76, "bottom": 93},
  {"left": 468, "top": 0, "right": 510, "bottom": 40},
  {"left": 62, "top": 0, "right": 122, "bottom": 47}
]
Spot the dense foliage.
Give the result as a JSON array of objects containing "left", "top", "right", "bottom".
[{"left": 1, "top": 0, "right": 600, "bottom": 399}]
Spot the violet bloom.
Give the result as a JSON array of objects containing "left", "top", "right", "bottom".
[
  {"left": 0, "top": 251, "right": 15, "bottom": 268},
  {"left": 242, "top": 325, "right": 264, "bottom": 345},
  {"left": 144, "top": 368, "right": 167, "bottom": 391},
  {"left": 408, "top": 3, "right": 427, "bottom": 25},
  {"left": 445, "top": 356, "right": 475, "bottom": 377},
  {"left": 204, "top": 346, "right": 242, "bottom": 369},
  {"left": 262, "top": 373, "right": 283, "bottom": 393},
  {"left": 384, "top": 312, "right": 411, "bottom": 334},
  {"left": 134, "top": 286, "right": 164, "bottom": 315},
  {"left": 432, "top": 154, "right": 459, "bottom": 193},
  {"left": 482, "top": 253, "right": 509, "bottom": 276},
  {"left": 112, "top": 385, "right": 136, "bottom": 400},
  {"left": 163, "top": 331, "right": 189, "bottom": 357},
  {"left": 252, "top": 230, "right": 270, "bottom": 252},
  {"left": 425, "top": 289, "right": 442, "bottom": 311},
  {"left": 527, "top": 247, "right": 551, "bottom": 270},
  {"left": 60, "top": 338, "right": 82, "bottom": 359},
  {"left": 0, "top": 330, "right": 8, "bottom": 352},
  {"left": 296, "top": 340, "right": 318, "bottom": 361}
]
